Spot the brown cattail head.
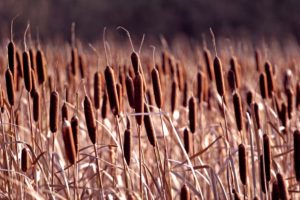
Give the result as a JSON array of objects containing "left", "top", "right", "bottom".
[
  {"left": 62, "top": 119, "right": 77, "bottom": 165},
  {"left": 134, "top": 73, "right": 144, "bottom": 126},
  {"left": 171, "top": 79, "right": 178, "bottom": 113},
  {"left": 71, "top": 48, "right": 78, "bottom": 76},
  {"left": 279, "top": 102, "right": 287, "bottom": 128},
  {"left": 259, "top": 155, "right": 267, "bottom": 193},
  {"left": 230, "top": 56, "right": 240, "bottom": 88},
  {"left": 123, "top": 129, "right": 132, "bottom": 166},
  {"left": 180, "top": 184, "right": 190, "bottom": 200},
  {"left": 0, "top": 88, "right": 3, "bottom": 112},
  {"left": 23, "top": 51, "right": 32, "bottom": 92},
  {"left": 21, "top": 148, "right": 30, "bottom": 172},
  {"left": 294, "top": 130, "right": 300, "bottom": 182},
  {"left": 276, "top": 173, "right": 289, "bottom": 200},
  {"left": 203, "top": 48, "right": 213, "bottom": 80},
  {"left": 197, "top": 71, "right": 204, "bottom": 103},
  {"left": 183, "top": 128, "right": 190, "bottom": 154},
  {"left": 8, "top": 41, "right": 15, "bottom": 71},
  {"left": 151, "top": 68, "right": 163, "bottom": 109},
  {"left": 5, "top": 69, "right": 15, "bottom": 106},
  {"left": 252, "top": 102, "right": 261, "bottom": 129},
  {"left": 131, "top": 51, "right": 139, "bottom": 75},
  {"left": 93, "top": 72, "right": 102, "bottom": 109},
  {"left": 62, "top": 102, "right": 69, "bottom": 121},
  {"left": 238, "top": 143, "right": 247, "bottom": 185},
  {"left": 30, "top": 69, "right": 37, "bottom": 97},
  {"left": 264, "top": 62, "right": 275, "bottom": 98},
  {"left": 233, "top": 92, "right": 243, "bottom": 131},
  {"left": 144, "top": 103, "right": 157, "bottom": 147},
  {"left": 125, "top": 74, "right": 135, "bottom": 108},
  {"left": 227, "top": 70, "right": 237, "bottom": 92},
  {"left": 182, "top": 81, "right": 188, "bottom": 107},
  {"left": 254, "top": 49, "right": 260, "bottom": 72},
  {"left": 286, "top": 88, "right": 293, "bottom": 119},
  {"left": 49, "top": 91, "right": 59, "bottom": 133},
  {"left": 259, "top": 73, "right": 267, "bottom": 99},
  {"left": 116, "top": 83, "right": 123, "bottom": 113},
  {"left": 71, "top": 115, "right": 79, "bottom": 153},
  {"left": 84, "top": 95, "right": 97, "bottom": 144},
  {"left": 101, "top": 90, "right": 108, "bottom": 119},
  {"left": 32, "top": 90, "right": 40, "bottom": 122},
  {"left": 271, "top": 180, "right": 279, "bottom": 200},
  {"left": 188, "top": 96, "right": 197, "bottom": 133},
  {"left": 263, "top": 134, "right": 271, "bottom": 182},
  {"left": 104, "top": 66, "right": 120, "bottom": 116},
  {"left": 296, "top": 82, "right": 300, "bottom": 110},
  {"left": 36, "top": 49, "right": 46, "bottom": 85},
  {"left": 213, "top": 57, "right": 225, "bottom": 97},
  {"left": 246, "top": 90, "right": 253, "bottom": 107}
]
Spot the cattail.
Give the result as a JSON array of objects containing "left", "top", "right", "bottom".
[
  {"left": 296, "top": 82, "right": 300, "bottom": 110},
  {"left": 230, "top": 56, "right": 240, "bottom": 88},
  {"left": 294, "top": 130, "right": 300, "bottom": 182},
  {"left": 227, "top": 70, "right": 237, "bottom": 91},
  {"left": 259, "top": 73, "right": 267, "bottom": 99},
  {"left": 32, "top": 90, "right": 40, "bottom": 122},
  {"left": 8, "top": 41, "right": 15, "bottom": 71},
  {"left": 94, "top": 72, "right": 101, "bottom": 109},
  {"left": 146, "top": 90, "right": 154, "bottom": 111},
  {"left": 29, "top": 49, "right": 36, "bottom": 69},
  {"left": 197, "top": 71, "right": 204, "bottom": 103},
  {"left": 49, "top": 91, "right": 59, "bottom": 133},
  {"left": 232, "top": 189, "right": 241, "bottom": 200},
  {"left": 48, "top": 75, "right": 53, "bottom": 92},
  {"left": 246, "top": 90, "right": 253, "bottom": 106},
  {"left": 279, "top": 103, "right": 287, "bottom": 128},
  {"left": 101, "top": 90, "right": 108, "bottom": 119},
  {"left": 30, "top": 69, "right": 37, "bottom": 97},
  {"left": 254, "top": 50, "right": 260, "bottom": 72},
  {"left": 203, "top": 49, "right": 213, "bottom": 80},
  {"left": 171, "top": 79, "right": 178, "bottom": 113},
  {"left": 123, "top": 129, "right": 131, "bottom": 166},
  {"left": 62, "top": 120, "right": 77, "bottom": 165},
  {"left": 116, "top": 83, "right": 123, "bottom": 113},
  {"left": 79, "top": 55, "right": 85, "bottom": 78},
  {"left": 144, "top": 103, "right": 157, "bottom": 146},
  {"left": 84, "top": 95, "right": 97, "bottom": 144},
  {"left": 16, "top": 51, "right": 23, "bottom": 77},
  {"left": 253, "top": 196, "right": 259, "bottom": 200},
  {"left": 286, "top": 88, "right": 293, "bottom": 119},
  {"left": 134, "top": 73, "right": 144, "bottom": 126},
  {"left": 62, "top": 102, "right": 69, "bottom": 121},
  {"left": 233, "top": 92, "right": 243, "bottom": 131},
  {"left": 182, "top": 81, "right": 188, "bottom": 107},
  {"left": 71, "top": 115, "right": 79, "bottom": 153},
  {"left": 238, "top": 143, "right": 247, "bottom": 185},
  {"left": 23, "top": 51, "right": 32, "bottom": 92},
  {"left": 71, "top": 48, "right": 78, "bottom": 76},
  {"left": 276, "top": 173, "right": 289, "bottom": 200},
  {"left": 253, "top": 102, "right": 261, "bottom": 129},
  {"left": 125, "top": 74, "right": 135, "bottom": 108},
  {"left": 264, "top": 62, "right": 274, "bottom": 97},
  {"left": 183, "top": 128, "right": 190, "bottom": 154},
  {"left": 104, "top": 66, "right": 119, "bottom": 116},
  {"left": 188, "top": 96, "right": 197, "bottom": 133},
  {"left": 0, "top": 90, "right": 4, "bottom": 113},
  {"left": 271, "top": 180, "right": 279, "bottom": 200},
  {"left": 180, "top": 184, "right": 190, "bottom": 200},
  {"left": 263, "top": 134, "right": 271, "bottom": 182},
  {"left": 283, "top": 69, "right": 292, "bottom": 93},
  {"left": 131, "top": 52, "right": 139, "bottom": 75},
  {"left": 5, "top": 69, "right": 15, "bottom": 106},
  {"left": 21, "top": 148, "right": 30, "bottom": 172},
  {"left": 151, "top": 68, "right": 163, "bottom": 109},
  {"left": 259, "top": 155, "right": 267, "bottom": 193},
  {"left": 213, "top": 57, "right": 225, "bottom": 97},
  {"left": 36, "top": 49, "right": 46, "bottom": 85}
]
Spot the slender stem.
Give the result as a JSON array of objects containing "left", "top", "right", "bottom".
[
  {"left": 138, "top": 125, "right": 143, "bottom": 198},
  {"left": 93, "top": 144, "right": 104, "bottom": 200}
]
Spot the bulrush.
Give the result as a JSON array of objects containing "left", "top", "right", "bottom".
[
  {"left": 213, "top": 56, "right": 225, "bottom": 97},
  {"left": 182, "top": 81, "right": 188, "bottom": 107},
  {"left": 259, "top": 73, "right": 267, "bottom": 99},
  {"left": 263, "top": 134, "right": 271, "bottom": 182},
  {"left": 203, "top": 48, "right": 213, "bottom": 81},
  {"left": 84, "top": 95, "right": 97, "bottom": 144},
  {"left": 36, "top": 49, "right": 46, "bottom": 85},
  {"left": 233, "top": 92, "right": 243, "bottom": 131},
  {"left": 144, "top": 103, "right": 157, "bottom": 147},
  {"left": 253, "top": 102, "right": 261, "bottom": 129},
  {"left": 296, "top": 82, "right": 300, "bottom": 110},
  {"left": 49, "top": 91, "right": 59, "bottom": 133},
  {"left": 5, "top": 69, "right": 15, "bottom": 106},
  {"left": 33, "top": 90, "right": 40, "bottom": 122},
  {"left": 134, "top": 73, "right": 144, "bottom": 125},
  {"left": 183, "top": 128, "right": 190, "bottom": 154},
  {"left": 294, "top": 130, "right": 300, "bottom": 182},
  {"left": 271, "top": 180, "right": 279, "bottom": 200},
  {"left": 104, "top": 66, "right": 119, "bottom": 116},
  {"left": 197, "top": 71, "right": 204, "bottom": 103},
  {"left": 71, "top": 47, "right": 78, "bottom": 76},
  {"left": 8, "top": 41, "right": 15, "bottom": 73},
  {"left": 151, "top": 68, "right": 163, "bottom": 109},
  {"left": 21, "top": 148, "right": 30, "bottom": 172},
  {"left": 286, "top": 88, "right": 293, "bottom": 119},
  {"left": 229, "top": 56, "right": 240, "bottom": 88},
  {"left": 94, "top": 71, "right": 101, "bottom": 109},
  {"left": 227, "top": 70, "right": 237, "bottom": 92},
  {"left": 123, "top": 128, "right": 132, "bottom": 166},
  {"left": 116, "top": 83, "right": 123, "bottom": 113},
  {"left": 238, "top": 143, "right": 247, "bottom": 185},
  {"left": 101, "top": 90, "right": 108, "bottom": 119},
  {"left": 188, "top": 96, "right": 197, "bottom": 133},
  {"left": 264, "top": 62, "right": 275, "bottom": 97},
  {"left": 71, "top": 115, "right": 79, "bottom": 153},
  {"left": 171, "top": 79, "right": 178, "bottom": 113},
  {"left": 23, "top": 51, "right": 32, "bottom": 92},
  {"left": 125, "top": 74, "right": 135, "bottom": 109},
  {"left": 180, "top": 184, "right": 190, "bottom": 200},
  {"left": 246, "top": 90, "right": 253, "bottom": 107},
  {"left": 276, "top": 173, "right": 289, "bottom": 200},
  {"left": 62, "top": 119, "right": 77, "bottom": 165},
  {"left": 61, "top": 102, "right": 69, "bottom": 121}
]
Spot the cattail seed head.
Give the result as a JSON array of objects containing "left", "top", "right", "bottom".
[
  {"left": 276, "top": 173, "right": 289, "bottom": 200},
  {"left": 171, "top": 79, "right": 178, "bottom": 113},
  {"left": 197, "top": 71, "right": 204, "bottom": 103},
  {"left": 21, "top": 148, "right": 30, "bottom": 172},
  {"left": 84, "top": 95, "right": 97, "bottom": 144},
  {"left": 123, "top": 129, "right": 132, "bottom": 166},
  {"left": 49, "top": 91, "right": 59, "bottom": 133},
  {"left": 227, "top": 70, "right": 237, "bottom": 92},
  {"left": 125, "top": 74, "right": 135, "bottom": 108},
  {"left": 33, "top": 90, "right": 40, "bottom": 122},
  {"left": 264, "top": 62, "right": 275, "bottom": 98},
  {"left": 263, "top": 134, "right": 271, "bottom": 182},
  {"left": 144, "top": 103, "right": 157, "bottom": 146},
  {"left": 183, "top": 128, "right": 190, "bottom": 154},
  {"left": 213, "top": 57, "right": 225, "bottom": 97},
  {"left": 30, "top": 69, "right": 37, "bottom": 97},
  {"left": 182, "top": 81, "right": 188, "bottom": 107},
  {"left": 279, "top": 102, "right": 287, "bottom": 128},
  {"left": 151, "top": 68, "right": 163, "bottom": 109},
  {"left": 259, "top": 155, "right": 267, "bottom": 193},
  {"left": 233, "top": 92, "right": 243, "bottom": 131},
  {"left": 71, "top": 115, "right": 79, "bottom": 153},
  {"left": 101, "top": 90, "right": 108, "bottom": 119},
  {"left": 286, "top": 88, "right": 293, "bottom": 119},
  {"left": 36, "top": 49, "right": 46, "bottom": 85},
  {"left": 259, "top": 73, "right": 267, "bottom": 99},
  {"left": 5, "top": 69, "right": 15, "bottom": 106},
  {"left": 203, "top": 49, "right": 213, "bottom": 80},
  {"left": 131, "top": 51, "right": 139, "bottom": 75},
  {"left": 94, "top": 72, "right": 102, "bottom": 109},
  {"left": 134, "top": 73, "right": 144, "bottom": 125},
  {"left": 23, "top": 51, "right": 32, "bottom": 92},
  {"left": 71, "top": 48, "right": 78, "bottom": 76},
  {"left": 271, "top": 180, "right": 279, "bottom": 200},
  {"left": 62, "top": 120, "right": 77, "bottom": 165},
  {"left": 8, "top": 41, "right": 15, "bottom": 70},
  {"left": 62, "top": 102, "right": 69, "bottom": 121},
  {"left": 238, "top": 143, "right": 247, "bottom": 185},
  {"left": 180, "top": 184, "right": 190, "bottom": 200},
  {"left": 230, "top": 56, "right": 240, "bottom": 88},
  {"left": 246, "top": 90, "right": 253, "bottom": 106},
  {"left": 294, "top": 130, "right": 300, "bottom": 182},
  {"left": 296, "top": 82, "right": 300, "bottom": 110},
  {"left": 116, "top": 83, "right": 123, "bottom": 113},
  {"left": 188, "top": 96, "right": 197, "bottom": 133},
  {"left": 254, "top": 50, "right": 260, "bottom": 72},
  {"left": 252, "top": 102, "right": 261, "bottom": 129},
  {"left": 104, "top": 66, "right": 120, "bottom": 116}
]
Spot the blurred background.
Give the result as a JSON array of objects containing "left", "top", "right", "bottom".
[{"left": 0, "top": 0, "right": 300, "bottom": 43}]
